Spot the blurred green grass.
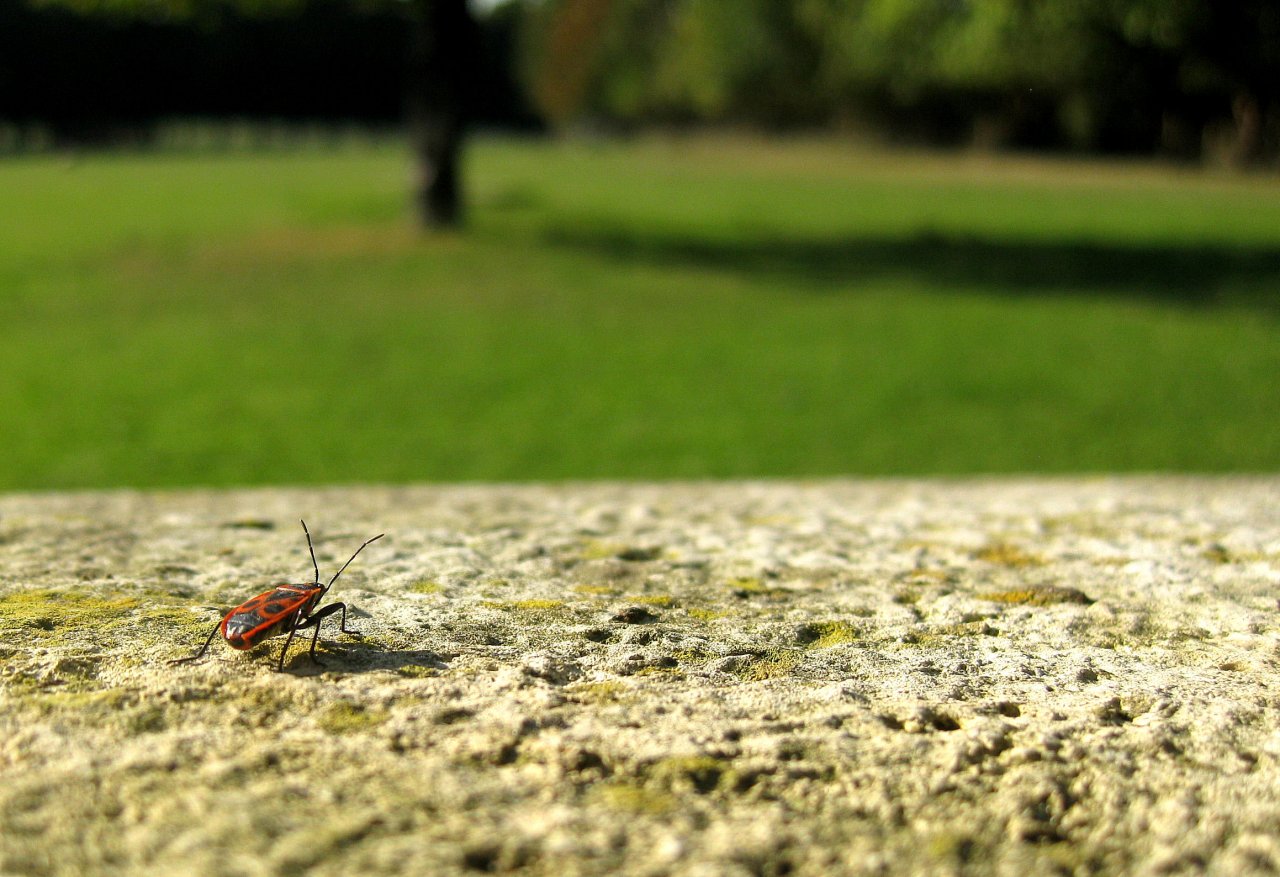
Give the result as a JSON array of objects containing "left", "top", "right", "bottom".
[{"left": 1, "top": 137, "right": 1277, "bottom": 489}]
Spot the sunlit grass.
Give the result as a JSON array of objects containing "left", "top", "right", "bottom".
[{"left": 0, "top": 137, "right": 1277, "bottom": 489}]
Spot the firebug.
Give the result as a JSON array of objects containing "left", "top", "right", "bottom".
[{"left": 171, "top": 520, "right": 384, "bottom": 671}]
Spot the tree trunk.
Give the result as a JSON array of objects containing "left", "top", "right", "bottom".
[{"left": 408, "top": 0, "right": 478, "bottom": 229}]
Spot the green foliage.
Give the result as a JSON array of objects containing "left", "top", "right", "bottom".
[
  {"left": 525, "top": 0, "right": 1280, "bottom": 155},
  {"left": 0, "top": 138, "right": 1278, "bottom": 490}
]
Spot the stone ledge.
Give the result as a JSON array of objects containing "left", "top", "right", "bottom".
[{"left": 1, "top": 477, "right": 1278, "bottom": 875}]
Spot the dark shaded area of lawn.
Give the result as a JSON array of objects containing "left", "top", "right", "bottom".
[{"left": 546, "top": 226, "right": 1280, "bottom": 315}]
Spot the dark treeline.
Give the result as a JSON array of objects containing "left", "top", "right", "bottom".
[
  {"left": 0, "top": 0, "right": 398, "bottom": 144},
  {"left": 0, "top": 0, "right": 533, "bottom": 147},
  {"left": 2, "top": 0, "right": 1277, "bottom": 165}
]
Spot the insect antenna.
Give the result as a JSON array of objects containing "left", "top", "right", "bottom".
[
  {"left": 320, "top": 532, "right": 385, "bottom": 599},
  {"left": 301, "top": 519, "right": 321, "bottom": 584}
]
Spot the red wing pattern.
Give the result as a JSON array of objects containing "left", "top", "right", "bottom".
[{"left": 220, "top": 583, "right": 322, "bottom": 650}]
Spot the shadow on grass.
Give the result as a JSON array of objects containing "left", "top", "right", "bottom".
[{"left": 546, "top": 225, "right": 1280, "bottom": 314}]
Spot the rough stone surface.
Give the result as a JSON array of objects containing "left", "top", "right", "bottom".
[{"left": 1, "top": 477, "right": 1278, "bottom": 876}]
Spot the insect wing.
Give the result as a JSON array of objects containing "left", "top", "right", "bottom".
[{"left": 221, "top": 583, "right": 321, "bottom": 650}]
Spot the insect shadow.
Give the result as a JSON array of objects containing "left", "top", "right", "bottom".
[{"left": 276, "top": 639, "right": 454, "bottom": 676}]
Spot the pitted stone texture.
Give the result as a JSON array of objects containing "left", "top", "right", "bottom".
[{"left": 0, "top": 478, "right": 1278, "bottom": 876}]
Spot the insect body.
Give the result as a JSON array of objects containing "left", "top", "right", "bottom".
[{"left": 172, "top": 521, "right": 384, "bottom": 671}]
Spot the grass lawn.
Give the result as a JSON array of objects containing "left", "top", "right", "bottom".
[{"left": 0, "top": 136, "right": 1277, "bottom": 489}]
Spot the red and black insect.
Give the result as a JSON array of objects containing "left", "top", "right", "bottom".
[{"left": 171, "top": 520, "right": 384, "bottom": 671}]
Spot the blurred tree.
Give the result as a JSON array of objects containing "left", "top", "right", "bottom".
[
  {"left": 406, "top": 0, "right": 480, "bottom": 227},
  {"left": 8, "top": 0, "right": 1277, "bottom": 167},
  {"left": 524, "top": 0, "right": 617, "bottom": 125},
  {"left": 525, "top": 0, "right": 824, "bottom": 127},
  {"left": 522, "top": 0, "right": 1278, "bottom": 163},
  {"left": 23, "top": 0, "right": 481, "bottom": 226}
]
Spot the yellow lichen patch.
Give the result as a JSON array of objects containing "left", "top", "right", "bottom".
[
  {"left": 973, "top": 543, "right": 1044, "bottom": 567},
  {"left": 572, "top": 585, "right": 618, "bottom": 597},
  {"left": 1197, "top": 544, "right": 1265, "bottom": 564},
  {"left": 578, "top": 540, "right": 625, "bottom": 561},
  {"left": 902, "top": 621, "right": 998, "bottom": 646},
  {"left": 979, "top": 586, "right": 1092, "bottom": 607},
  {"left": 408, "top": 580, "right": 443, "bottom": 595},
  {"left": 232, "top": 683, "right": 312, "bottom": 716},
  {"left": 649, "top": 755, "right": 733, "bottom": 794},
  {"left": 631, "top": 595, "right": 676, "bottom": 607},
  {"left": 592, "top": 782, "right": 676, "bottom": 815},
  {"left": 317, "top": 702, "right": 389, "bottom": 735},
  {"left": 28, "top": 687, "right": 130, "bottom": 716},
  {"left": 892, "top": 588, "right": 922, "bottom": 605},
  {"left": 726, "top": 577, "right": 788, "bottom": 599},
  {"left": 634, "top": 664, "right": 684, "bottom": 679},
  {"left": 0, "top": 590, "right": 140, "bottom": 639},
  {"left": 687, "top": 607, "right": 729, "bottom": 621},
  {"left": 569, "top": 680, "right": 628, "bottom": 704},
  {"left": 896, "top": 539, "right": 943, "bottom": 553},
  {"left": 139, "top": 605, "right": 217, "bottom": 640},
  {"left": 926, "top": 832, "right": 980, "bottom": 865},
  {"left": 671, "top": 647, "right": 711, "bottom": 664},
  {"left": 513, "top": 599, "right": 564, "bottom": 611},
  {"left": 1202, "top": 543, "right": 1233, "bottom": 564},
  {"left": 223, "top": 518, "right": 275, "bottom": 530},
  {"left": 903, "top": 568, "right": 956, "bottom": 584},
  {"left": 737, "top": 650, "right": 801, "bottom": 681},
  {"left": 799, "top": 620, "right": 859, "bottom": 649},
  {"left": 481, "top": 599, "right": 566, "bottom": 612}
]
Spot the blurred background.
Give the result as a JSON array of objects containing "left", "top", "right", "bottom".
[{"left": 1, "top": 0, "right": 1277, "bottom": 489}]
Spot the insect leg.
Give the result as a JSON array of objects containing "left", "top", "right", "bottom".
[
  {"left": 294, "top": 602, "right": 351, "bottom": 665},
  {"left": 276, "top": 609, "right": 306, "bottom": 672},
  {"left": 169, "top": 618, "right": 223, "bottom": 666},
  {"left": 295, "top": 601, "right": 353, "bottom": 632}
]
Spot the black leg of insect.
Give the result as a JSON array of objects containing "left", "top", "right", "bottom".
[
  {"left": 169, "top": 620, "right": 224, "bottom": 666},
  {"left": 170, "top": 521, "right": 384, "bottom": 670},
  {"left": 292, "top": 601, "right": 359, "bottom": 668}
]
